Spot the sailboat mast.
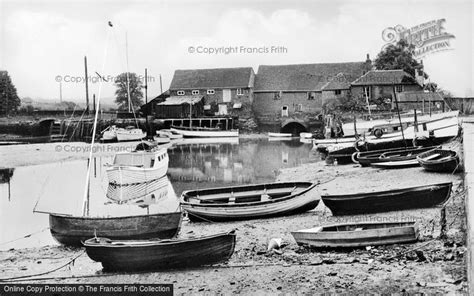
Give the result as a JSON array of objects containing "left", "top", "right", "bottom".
[
  {"left": 81, "top": 24, "right": 111, "bottom": 216},
  {"left": 126, "top": 32, "right": 131, "bottom": 113},
  {"left": 393, "top": 84, "right": 407, "bottom": 149}
]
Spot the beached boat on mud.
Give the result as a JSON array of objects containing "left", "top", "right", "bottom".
[
  {"left": 49, "top": 212, "right": 182, "bottom": 247},
  {"left": 321, "top": 182, "right": 452, "bottom": 215},
  {"left": 417, "top": 149, "right": 460, "bottom": 173},
  {"left": 170, "top": 126, "right": 239, "bottom": 138},
  {"left": 353, "top": 146, "right": 423, "bottom": 166},
  {"left": 83, "top": 230, "right": 236, "bottom": 271},
  {"left": 106, "top": 148, "right": 169, "bottom": 185},
  {"left": 181, "top": 182, "right": 319, "bottom": 222},
  {"left": 322, "top": 116, "right": 460, "bottom": 162},
  {"left": 370, "top": 159, "right": 420, "bottom": 169},
  {"left": 291, "top": 221, "right": 419, "bottom": 248},
  {"left": 356, "top": 146, "right": 439, "bottom": 167}
]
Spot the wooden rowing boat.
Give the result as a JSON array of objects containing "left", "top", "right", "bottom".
[
  {"left": 321, "top": 182, "right": 452, "bottom": 215},
  {"left": 49, "top": 212, "right": 182, "bottom": 247},
  {"left": 291, "top": 221, "right": 419, "bottom": 248},
  {"left": 83, "top": 230, "right": 236, "bottom": 271},
  {"left": 417, "top": 149, "right": 460, "bottom": 173},
  {"left": 370, "top": 159, "right": 420, "bottom": 169},
  {"left": 180, "top": 182, "right": 319, "bottom": 222},
  {"left": 354, "top": 146, "right": 430, "bottom": 167}
]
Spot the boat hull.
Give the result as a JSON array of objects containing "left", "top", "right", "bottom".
[
  {"left": 321, "top": 182, "right": 452, "bottom": 215},
  {"left": 106, "top": 165, "right": 168, "bottom": 185},
  {"left": 116, "top": 131, "right": 147, "bottom": 142},
  {"left": 292, "top": 222, "right": 418, "bottom": 248},
  {"left": 83, "top": 231, "right": 236, "bottom": 271},
  {"left": 49, "top": 212, "right": 183, "bottom": 247},
  {"left": 170, "top": 127, "right": 239, "bottom": 138},
  {"left": 417, "top": 149, "right": 460, "bottom": 173},
  {"left": 181, "top": 182, "right": 320, "bottom": 222}
]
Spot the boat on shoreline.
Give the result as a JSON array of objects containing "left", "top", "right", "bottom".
[
  {"left": 181, "top": 182, "right": 319, "bottom": 222},
  {"left": 321, "top": 182, "right": 452, "bottom": 215},
  {"left": 417, "top": 149, "right": 460, "bottom": 173},
  {"left": 357, "top": 146, "right": 439, "bottom": 167},
  {"left": 83, "top": 230, "right": 236, "bottom": 271},
  {"left": 291, "top": 221, "right": 419, "bottom": 248},
  {"left": 170, "top": 126, "right": 239, "bottom": 138},
  {"left": 49, "top": 212, "right": 182, "bottom": 247}
]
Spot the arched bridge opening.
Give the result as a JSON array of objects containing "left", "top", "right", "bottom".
[{"left": 280, "top": 121, "right": 307, "bottom": 136}]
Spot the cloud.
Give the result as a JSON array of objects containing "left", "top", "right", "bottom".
[{"left": 2, "top": 0, "right": 472, "bottom": 100}]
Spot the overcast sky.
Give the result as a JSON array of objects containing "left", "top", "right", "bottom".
[{"left": 0, "top": 0, "right": 472, "bottom": 103}]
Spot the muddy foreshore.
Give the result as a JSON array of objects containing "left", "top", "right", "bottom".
[{"left": 0, "top": 141, "right": 468, "bottom": 294}]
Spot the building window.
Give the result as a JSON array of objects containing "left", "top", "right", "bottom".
[
  {"left": 207, "top": 89, "right": 215, "bottom": 95},
  {"left": 281, "top": 105, "right": 288, "bottom": 117},
  {"left": 307, "top": 92, "right": 315, "bottom": 100},
  {"left": 236, "top": 88, "right": 244, "bottom": 96},
  {"left": 192, "top": 90, "right": 200, "bottom": 95},
  {"left": 363, "top": 86, "right": 371, "bottom": 99},
  {"left": 295, "top": 104, "right": 303, "bottom": 112},
  {"left": 274, "top": 91, "right": 282, "bottom": 100},
  {"left": 177, "top": 90, "right": 185, "bottom": 96},
  {"left": 334, "top": 90, "right": 342, "bottom": 95},
  {"left": 395, "top": 85, "right": 404, "bottom": 92}
]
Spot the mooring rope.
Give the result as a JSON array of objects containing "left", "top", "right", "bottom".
[
  {"left": 0, "top": 227, "right": 50, "bottom": 247},
  {"left": 0, "top": 250, "right": 86, "bottom": 282}
]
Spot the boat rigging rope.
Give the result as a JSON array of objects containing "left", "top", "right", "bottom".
[
  {"left": 0, "top": 250, "right": 86, "bottom": 282},
  {"left": 0, "top": 227, "right": 50, "bottom": 247}
]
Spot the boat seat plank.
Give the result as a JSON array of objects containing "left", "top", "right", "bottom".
[
  {"left": 422, "top": 153, "right": 441, "bottom": 161},
  {"left": 436, "top": 156, "right": 454, "bottom": 161}
]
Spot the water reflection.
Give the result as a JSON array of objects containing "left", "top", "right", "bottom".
[
  {"left": 167, "top": 138, "right": 318, "bottom": 195},
  {"left": 0, "top": 168, "right": 14, "bottom": 201}
]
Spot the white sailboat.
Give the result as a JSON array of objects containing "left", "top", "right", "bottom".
[{"left": 106, "top": 146, "right": 169, "bottom": 185}]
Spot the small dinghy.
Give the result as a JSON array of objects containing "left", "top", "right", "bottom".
[
  {"left": 353, "top": 146, "right": 427, "bottom": 166},
  {"left": 268, "top": 132, "right": 292, "bottom": 138},
  {"left": 370, "top": 159, "right": 420, "bottom": 169},
  {"left": 181, "top": 182, "right": 319, "bottom": 222},
  {"left": 321, "top": 182, "right": 452, "bottom": 215},
  {"left": 366, "top": 146, "right": 438, "bottom": 169},
  {"left": 417, "top": 149, "right": 460, "bottom": 173},
  {"left": 291, "top": 221, "right": 419, "bottom": 248},
  {"left": 83, "top": 230, "right": 236, "bottom": 271}
]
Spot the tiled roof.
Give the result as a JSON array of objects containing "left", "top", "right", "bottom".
[
  {"left": 157, "top": 95, "right": 203, "bottom": 105},
  {"left": 397, "top": 91, "right": 445, "bottom": 102},
  {"left": 254, "top": 62, "right": 367, "bottom": 92},
  {"left": 321, "top": 73, "right": 352, "bottom": 91},
  {"left": 351, "top": 70, "right": 418, "bottom": 86},
  {"left": 169, "top": 67, "right": 254, "bottom": 90}
]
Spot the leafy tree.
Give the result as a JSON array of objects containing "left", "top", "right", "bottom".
[
  {"left": 374, "top": 40, "right": 427, "bottom": 79},
  {"left": 0, "top": 71, "right": 21, "bottom": 115},
  {"left": 114, "top": 72, "right": 144, "bottom": 111},
  {"left": 323, "top": 92, "right": 366, "bottom": 116}
]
